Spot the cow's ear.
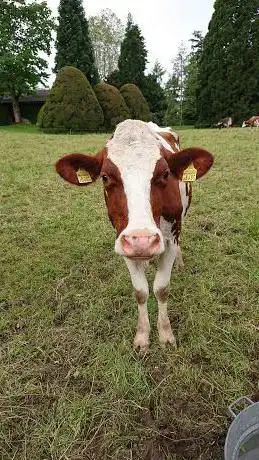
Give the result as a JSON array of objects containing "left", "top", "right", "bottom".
[
  {"left": 167, "top": 147, "right": 214, "bottom": 180},
  {"left": 55, "top": 150, "right": 105, "bottom": 186}
]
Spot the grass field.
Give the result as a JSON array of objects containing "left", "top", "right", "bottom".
[{"left": 1, "top": 126, "right": 259, "bottom": 459}]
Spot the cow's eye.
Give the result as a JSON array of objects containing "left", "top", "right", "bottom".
[
  {"left": 101, "top": 174, "right": 108, "bottom": 183},
  {"left": 163, "top": 170, "right": 169, "bottom": 180}
]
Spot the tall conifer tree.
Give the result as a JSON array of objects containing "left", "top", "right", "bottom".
[
  {"left": 197, "top": 0, "right": 259, "bottom": 124},
  {"left": 183, "top": 31, "right": 203, "bottom": 124},
  {"left": 142, "top": 62, "right": 167, "bottom": 124},
  {"left": 55, "top": 0, "right": 99, "bottom": 84},
  {"left": 118, "top": 13, "right": 147, "bottom": 88}
]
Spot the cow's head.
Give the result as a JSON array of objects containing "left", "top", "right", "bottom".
[
  {"left": 56, "top": 120, "right": 213, "bottom": 260},
  {"left": 242, "top": 120, "right": 248, "bottom": 128}
]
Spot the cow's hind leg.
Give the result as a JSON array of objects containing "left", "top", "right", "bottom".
[
  {"left": 153, "top": 241, "right": 177, "bottom": 347},
  {"left": 124, "top": 258, "right": 150, "bottom": 353}
]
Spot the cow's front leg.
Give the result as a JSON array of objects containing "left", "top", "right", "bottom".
[
  {"left": 124, "top": 257, "right": 150, "bottom": 353},
  {"left": 153, "top": 241, "right": 177, "bottom": 347}
]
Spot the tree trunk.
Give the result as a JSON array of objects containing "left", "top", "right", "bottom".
[{"left": 11, "top": 95, "right": 22, "bottom": 123}]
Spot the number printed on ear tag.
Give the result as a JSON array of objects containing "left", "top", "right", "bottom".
[
  {"left": 182, "top": 163, "right": 197, "bottom": 182},
  {"left": 76, "top": 168, "right": 92, "bottom": 184}
]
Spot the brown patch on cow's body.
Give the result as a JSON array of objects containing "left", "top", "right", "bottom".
[
  {"left": 161, "top": 176, "right": 183, "bottom": 223},
  {"left": 151, "top": 157, "right": 183, "bottom": 231},
  {"left": 101, "top": 158, "right": 129, "bottom": 235},
  {"left": 184, "top": 183, "right": 192, "bottom": 216},
  {"left": 149, "top": 146, "right": 191, "bottom": 244},
  {"left": 245, "top": 116, "right": 259, "bottom": 127}
]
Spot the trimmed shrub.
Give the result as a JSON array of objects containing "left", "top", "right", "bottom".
[
  {"left": 120, "top": 83, "right": 151, "bottom": 121},
  {"left": 38, "top": 66, "right": 104, "bottom": 132},
  {"left": 94, "top": 82, "right": 130, "bottom": 131}
]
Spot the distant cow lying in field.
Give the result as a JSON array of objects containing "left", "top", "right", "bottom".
[
  {"left": 215, "top": 117, "right": 232, "bottom": 128},
  {"left": 56, "top": 120, "right": 213, "bottom": 352},
  {"left": 242, "top": 116, "right": 259, "bottom": 128}
]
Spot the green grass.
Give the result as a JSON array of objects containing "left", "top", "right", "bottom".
[
  {"left": 0, "top": 127, "right": 259, "bottom": 459},
  {"left": 0, "top": 123, "right": 41, "bottom": 134}
]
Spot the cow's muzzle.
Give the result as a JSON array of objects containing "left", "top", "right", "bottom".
[{"left": 119, "top": 229, "right": 163, "bottom": 259}]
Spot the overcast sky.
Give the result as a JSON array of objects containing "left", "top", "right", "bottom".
[{"left": 46, "top": 0, "right": 215, "bottom": 83}]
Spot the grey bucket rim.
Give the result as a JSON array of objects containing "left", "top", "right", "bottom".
[{"left": 224, "top": 401, "right": 259, "bottom": 460}]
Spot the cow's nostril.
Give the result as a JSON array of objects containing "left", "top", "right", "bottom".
[
  {"left": 150, "top": 233, "right": 160, "bottom": 243},
  {"left": 122, "top": 235, "right": 132, "bottom": 247}
]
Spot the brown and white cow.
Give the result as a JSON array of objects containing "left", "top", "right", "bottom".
[
  {"left": 56, "top": 120, "right": 213, "bottom": 352},
  {"left": 242, "top": 116, "right": 259, "bottom": 128}
]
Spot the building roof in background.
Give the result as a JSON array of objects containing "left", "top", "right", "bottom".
[{"left": 0, "top": 89, "right": 50, "bottom": 103}]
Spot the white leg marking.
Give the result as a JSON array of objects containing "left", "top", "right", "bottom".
[
  {"left": 124, "top": 257, "right": 150, "bottom": 353},
  {"left": 134, "top": 303, "right": 150, "bottom": 353},
  {"left": 153, "top": 241, "right": 177, "bottom": 347}
]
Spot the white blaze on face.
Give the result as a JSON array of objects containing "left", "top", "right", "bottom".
[{"left": 107, "top": 120, "right": 164, "bottom": 254}]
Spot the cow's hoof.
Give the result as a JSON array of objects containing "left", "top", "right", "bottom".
[
  {"left": 133, "top": 332, "right": 149, "bottom": 354},
  {"left": 158, "top": 321, "right": 177, "bottom": 348}
]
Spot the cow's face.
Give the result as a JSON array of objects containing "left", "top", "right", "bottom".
[
  {"left": 242, "top": 121, "right": 248, "bottom": 128},
  {"left": 56, "top": 121, "right": 213, "bottom": 260}
]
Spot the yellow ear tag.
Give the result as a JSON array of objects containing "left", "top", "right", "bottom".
[
  {"left": 76, "top": 168, "right": 92, "bottom": 184},
  {"left": 182, "top": 163, "right": 197, "bottom": 182}
]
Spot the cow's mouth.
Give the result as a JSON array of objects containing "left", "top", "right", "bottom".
[{"left": 126, "top": 255, "right": 154, "bottom": 261}]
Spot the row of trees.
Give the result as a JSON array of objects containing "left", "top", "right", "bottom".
[
  {"left": 161, "top": 0, "right": 259, "bottom": 126},
  {"left": 53, "top": 2, "right": 204, "bottom": 126},
  {"left": 54, "top": 5, "right": 168, "bottom": 124},
  {"left": 197, "top": 0, "right": 259, "bottom": 125},
  {"left": 0, "top": 0, "right": 167, "bottom": 125},
  {"left": 164, "top": 32, "right": 203, "bottom": 126},
  {"left": 1, "top": 0, "right": 259, "bottom": 126}
]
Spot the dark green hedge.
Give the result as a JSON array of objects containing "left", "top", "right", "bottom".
[
  {"left": 38, "top": 66, "right": 104, "bottom": 132},
  {"left": 120, "top": 84, "right": 151, "bottom": 122},
  {"left": 94, "top": 83, "right": 130, "bottom": 131}
]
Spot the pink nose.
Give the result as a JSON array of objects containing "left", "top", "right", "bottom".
[{"left": 121, "top": 230, "right": 161, "bottom": 259}]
